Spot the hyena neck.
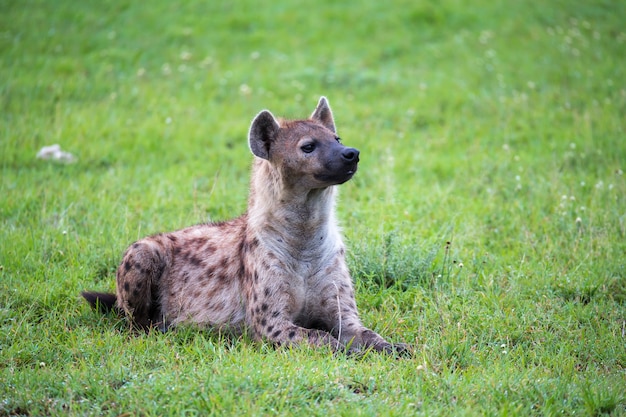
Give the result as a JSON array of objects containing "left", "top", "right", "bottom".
[{"left": 247, "top": 159, "right": 340, "bottom": 246}]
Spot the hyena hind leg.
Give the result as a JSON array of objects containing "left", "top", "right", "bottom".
[{"left": 115, "top": 240, "right": 167, "bottom": 331}]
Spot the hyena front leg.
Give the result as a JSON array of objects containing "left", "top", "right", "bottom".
[
  {"left": 339, "top": 323, "right": 410, "bottom": 355},
  {"left": 323, "top": 278, "right": 411, "bottom": 355},
  {"left": 254, "top": 313, "right": 345, "bottom": 352},
  {"left": 116, "top": 239, "right": 167, "bottom": 330},
  {"left": 246, "top": 287, "right": 345, "bottom": 351}
]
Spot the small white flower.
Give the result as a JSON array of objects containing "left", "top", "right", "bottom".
[
  {"left": 165, "top": 117, "right": 172, "bottom": 124},
  {"left": 239, "top": 84, "right": 252, "bottom": 95},
  {"left": 200, "top": 57, "right": 213, "bottom": 68},
  {"left": 479, "top": 30, "right": 493, "bottom": 44}
]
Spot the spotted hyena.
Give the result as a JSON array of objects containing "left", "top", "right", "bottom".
[{"left": 82, "top": 97, "right": 408, "bottom": 354}]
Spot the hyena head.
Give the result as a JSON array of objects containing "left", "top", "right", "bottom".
[{"left": 248, "top": 97, "right": 359, "bottom": 189}]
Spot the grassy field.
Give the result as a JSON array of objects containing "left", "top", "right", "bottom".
[{"left": 1, "top": 0, "right": 625, "bottom": 415}]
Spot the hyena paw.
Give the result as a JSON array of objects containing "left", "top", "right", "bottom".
[
  {"left": 383, "top": 342, "right": 413, "bottom": 358},
  {"left": 343, "top": 342, "right": 412, "bottom": 359}
]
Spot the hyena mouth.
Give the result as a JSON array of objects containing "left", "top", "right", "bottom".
[{"left": 316, "top": 164, "right": 358, "bottom": 184}]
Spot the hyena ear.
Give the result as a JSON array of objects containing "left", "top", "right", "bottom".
[
  {"left": 249, "top": 110, "right": 280, "bottom": 160},
  {"left": 311, "top": 96, "right": 336, "bottom": 133}
]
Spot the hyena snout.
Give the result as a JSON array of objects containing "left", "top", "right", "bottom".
[
  {"left": 314, "top": 144, "right": 360, "bottom": 185},
  {"left": 341, "top": 147, "right": 360, "bottom": 164},
  {"left": 338, "top": 146, "right": 359, "bottom": 176}
]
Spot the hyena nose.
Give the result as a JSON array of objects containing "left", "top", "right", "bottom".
[{"left": 341, "top": 147, "right": 360, "bottom": 163}]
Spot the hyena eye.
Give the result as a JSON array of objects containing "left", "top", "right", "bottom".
[{"left": 301, "top": 143, "right": 316, "bottom": 153}]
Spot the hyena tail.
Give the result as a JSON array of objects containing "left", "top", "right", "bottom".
[{"left": 81, "top": 291, "right": 120, "bottom": 315}]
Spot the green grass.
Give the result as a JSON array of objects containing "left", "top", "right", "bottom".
[{"left": 1, "top": 0, "right": 625, "bottom": 415}]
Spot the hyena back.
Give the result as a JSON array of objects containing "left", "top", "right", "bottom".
[{"left": 82, "top": 97, "right": 407, "bottom": 354}]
